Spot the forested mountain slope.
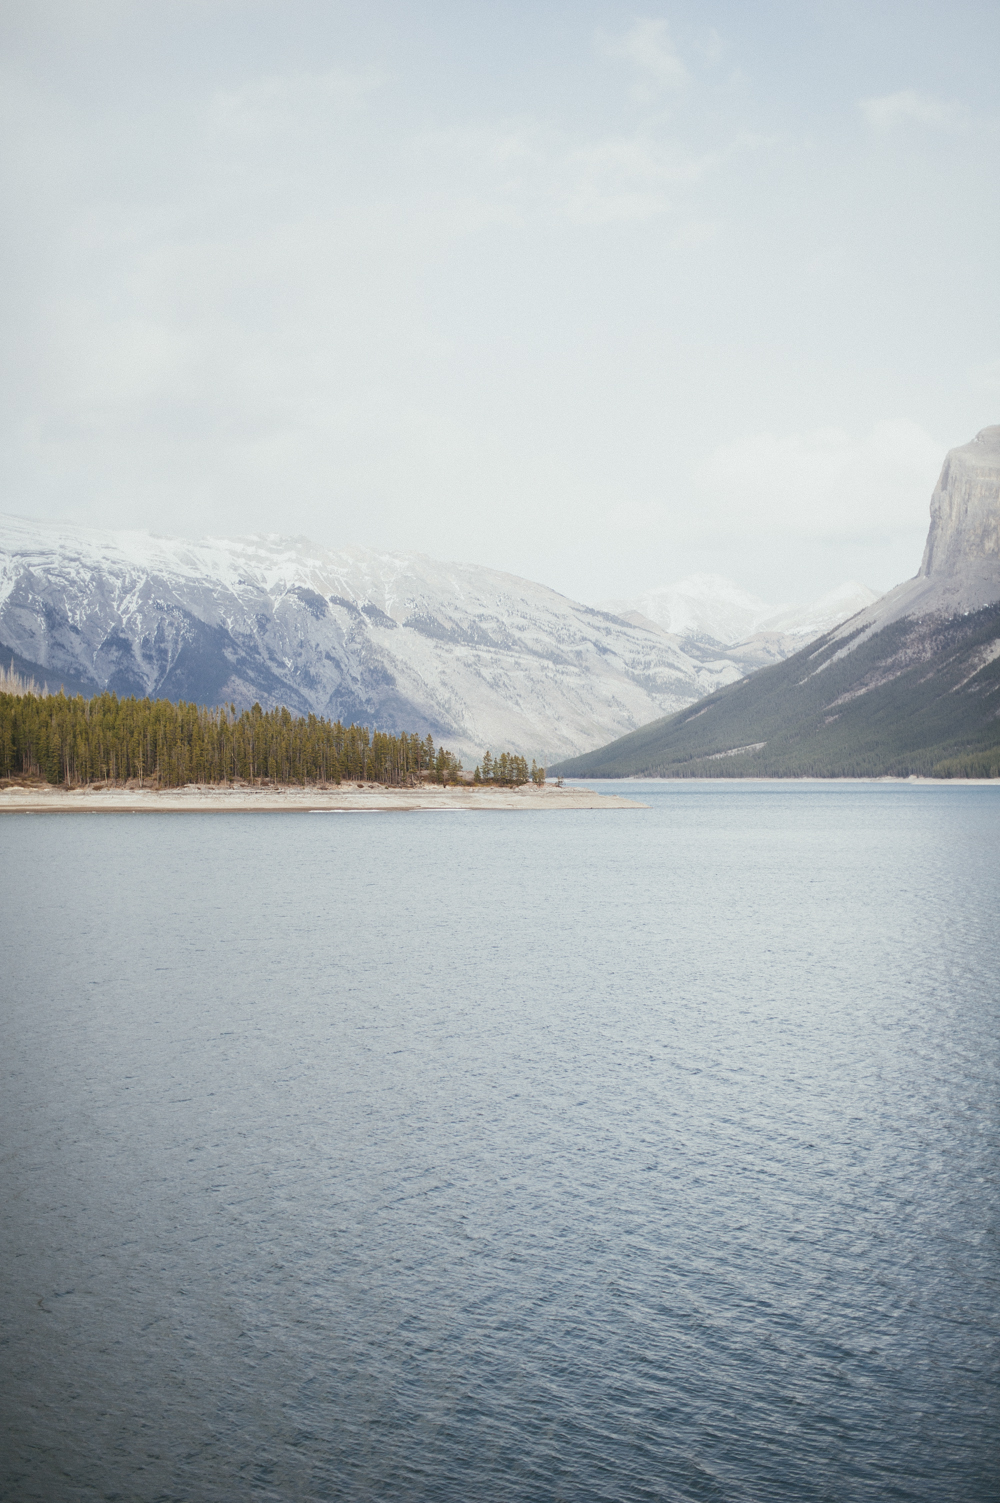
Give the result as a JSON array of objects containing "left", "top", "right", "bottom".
[
  {"left": 553, "top": 426, "right": 1000, "bottom": 779},
  {"left": 550, "top": 603, "right": 1000, "bottom": 778}
]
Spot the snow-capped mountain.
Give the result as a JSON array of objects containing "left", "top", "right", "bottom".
[
  {"left": 601, "top": 575, "right": 775, "bottom": 645},
  {"left": 0, "top": 514, "right": 750, "bottom": 763},
  {"left": 600, "top": 573, "right": 878, "bottom": 649}
]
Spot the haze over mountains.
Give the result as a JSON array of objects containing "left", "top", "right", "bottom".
[
  {"left": 600, "top": 576, "right": 879, "bottom": 670},
  {"left": 555, "top": 426, "right": 1000, "bottom": 780}
]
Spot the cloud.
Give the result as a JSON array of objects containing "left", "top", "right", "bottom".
[
  {"left": 563, "top": 136, "right": 720, "bottom": 223},
  {"left": 210, "top": 67, "right": 385, "bottom": 140},
  {"left": 859, "top": 90, "right": 967, "bottom": 130},
  {"left": 600, "top": 18, "right": 687, "bottom": 96},
  {"left": 692, "top": 422, "right": 944, "bottom": 546},
  {"left": 413, "top": 122, "right": 724, "bottom": 227}
]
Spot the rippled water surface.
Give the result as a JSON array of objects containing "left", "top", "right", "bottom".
[{"left": 1, "top": 781, "right": 998, "bottom": 1502}]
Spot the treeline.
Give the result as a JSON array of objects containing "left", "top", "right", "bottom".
[
  {"left": 0, "top": 683, "right": 542, "bottom": 789},
  {"left": 931, "top": 747, "right": 1000, "bottom": 779},
  {"left": 570, "top": 742, "right": 1000, "bottom": 780},
  {"left": 475, "top": 750, "right": 545, "bottom": 786}
]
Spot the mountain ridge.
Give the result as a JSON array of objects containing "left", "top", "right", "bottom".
[
  {"left": 599, "top": 573, "right": 878, "bottom": 647},
  {"left": 552, "top": 425, "right": 1000, "bottom": 779},
  {"left": 0, "top": 512, "right": 752, "bottom": 764},
  {"left": 599, "top": 573, "right": 879, "bottom": 672}
]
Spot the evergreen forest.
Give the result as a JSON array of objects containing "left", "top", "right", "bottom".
[{"left": 0, "top": 675, "right": 544, "bottom": 789}]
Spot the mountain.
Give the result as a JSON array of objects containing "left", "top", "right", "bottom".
[
  {"left": 0, "top": 514, "right": 751, "bottom": 764},
  {"left": 600, "top": 575, "right": 775, "bottom": 645},
  {"left": 752, "top": 580, "right": 882, "bottom": 641},
  {"left": 599, "top": 574, "right": 879, "bottom": 670},
  {"left": 553, "top": 426, "right": 1000, "bottom": 779}
]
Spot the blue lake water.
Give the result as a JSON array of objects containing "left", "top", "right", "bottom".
[{"left": 1, "top": 780, "right": 998, "bottom": 1502}]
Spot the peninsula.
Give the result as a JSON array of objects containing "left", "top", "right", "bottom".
[{"left": 0, "top": 781, "right": 645, "bottom": 814}]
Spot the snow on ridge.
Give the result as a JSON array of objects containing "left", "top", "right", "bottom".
[
  {"left": 600, "top": 573, "right": 879, "bottom": 649},
  {"left": 0, "top": 512, "right": 577, "bottom": 619},
  {"left": 757, "top": 582, "right": 879, "bottom": 638},
  {"left": 0, "top": 512, "right": 748, "bottom": 762}
]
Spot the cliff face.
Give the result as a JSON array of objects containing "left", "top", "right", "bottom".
[
  {"left": 811, "top": 422, "right": 1000, "bottom": 639},
  {"left": 552, "top": 423, "right": 1000, "bottom": 779},
  {"left": 920, "top": 425, "right": 1000, "bottom": 576}
]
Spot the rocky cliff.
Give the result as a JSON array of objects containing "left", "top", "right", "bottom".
[
  {"left": 919, "top": 425, "right": 1000, "bottom": 576},
  {"left": 826, "top": 425, "right": 1000, "bottom": 639},
  {"left": 553, "top": 423, "right": 1000, "bottom": 778}
]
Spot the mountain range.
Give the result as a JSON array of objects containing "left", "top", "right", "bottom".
[
  {"left": 0, "top": 514, "right": 871, "bottom": 765},
  {"left": 600, "top": 576, "right": 879, "bottom": 672},
  {"left": 553, "top": 425, "right": 1000, "bottom": 779}
]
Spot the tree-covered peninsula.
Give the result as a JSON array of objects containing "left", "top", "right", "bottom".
[{"left": 0, "top": 674, "right": 544, "bottom": 789}]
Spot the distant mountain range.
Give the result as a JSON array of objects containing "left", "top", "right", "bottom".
[
  {"left": 0, "top": 518, "right": 750, "bottom": 764},
  {"left": 0, "top": 523, "right": 886, "bottom": 768},
  {"left": 599, "top": 576, "right": 879, "bottom": 671},
  {"left": 553, "top": 426, "right": 1000, "bottom": 779}
]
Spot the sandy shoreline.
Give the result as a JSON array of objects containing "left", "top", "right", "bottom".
[
  {"left": 0, "top": 782, "right": 648, "bottom": 814},
  {"left": 4, "top": 776, "right": 993, "bottom": 813}
]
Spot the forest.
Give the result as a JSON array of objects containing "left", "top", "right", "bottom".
[{"left": 0, "top": 672, "right": 545, "bottom": 789}]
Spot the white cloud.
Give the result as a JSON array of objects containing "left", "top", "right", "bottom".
[
  {"left": 562, "top": 136, "right": 720, "bottom": 224},
  {"left": 600, "top": 18, "right": 687, "bottom": 96},
  {"left": 693, "top": 422, "right": 944, "bottom": 545},
  {"left": 210, "top": 67, "right": 385, "bottom": 140},
  {"left": 413, "top": 122, "right": 723, "bottom": 227},
  {"left": 1, "top": 5, "right": 994, "bottom": 605},
  {"left": 859, "top": 90, "right": 966, "bottom": 130}
]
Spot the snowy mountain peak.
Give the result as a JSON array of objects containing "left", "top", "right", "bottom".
[
  {"left": 0, "top": 513, "right": 890, "bottom": 762},
  {"left": 0, "top": 513, "right": 748, "bottom": 763},
  {"left": 598, "top": 574, "right": 876, "bottom": 648}
]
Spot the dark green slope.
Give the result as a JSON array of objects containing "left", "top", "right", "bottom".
[{"left": 550, "top": 602, "right": 1000, "bottom": 779}]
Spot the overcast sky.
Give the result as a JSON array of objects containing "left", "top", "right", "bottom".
[{"left": 1, "top": 0, "right": 998, "bottom": 603}]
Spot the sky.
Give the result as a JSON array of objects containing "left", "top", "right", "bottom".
[{"left": 1, "top": 0, "right": 998, "bottom": 605}]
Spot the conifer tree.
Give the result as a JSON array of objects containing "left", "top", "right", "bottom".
[{"left": 0, "top": 686, "right": 553, "bottom": 792}]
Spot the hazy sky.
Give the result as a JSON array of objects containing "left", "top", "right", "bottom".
[{"left": 1, "top": 1, "right": 998, "bottom": 603}]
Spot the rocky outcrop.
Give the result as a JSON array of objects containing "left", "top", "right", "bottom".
[
  {"left": 823, "top": 424, "right": 1000, "bottom": 642},
  {"left": 920, "top": 425, "right": 1000, "bottom": 575}
]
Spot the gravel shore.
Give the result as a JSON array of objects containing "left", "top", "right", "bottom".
[{"left": 0, "top": 782, "right": 648, "bottom": 814}]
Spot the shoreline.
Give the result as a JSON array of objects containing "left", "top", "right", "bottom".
[
  {"left": 598, "top": 775, "right": 1000, "bottom": 787},
  {"left": 0, "top": 781, "right": 648, "bottom": 814}
]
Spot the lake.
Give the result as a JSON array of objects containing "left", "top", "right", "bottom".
[{"left": 1, "top": 781, "right": 997, "bottom": 1502}]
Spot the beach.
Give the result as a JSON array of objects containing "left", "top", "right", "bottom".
[{"left": 0, "top": 781, "right": 647, "bottom": 814}]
